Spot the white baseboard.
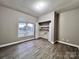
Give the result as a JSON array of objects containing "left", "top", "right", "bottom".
[
  {"left": 38, "top": 37, "right": 54, "bottom": 44},
  {"left": 50, "top": 41, "right": 54, "bottom": 44},
  {"left": 0, "top": 38, "right": 34, "bottom": 48},
  {"left": 48, "top": 40, "right": 54, "bottom": 44},
  {"left": 58, "top": 41, "right": 79, "bottom": 49}
]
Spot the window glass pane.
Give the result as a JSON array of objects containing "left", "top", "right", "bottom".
[
  {"left": 18, "top": 23, "right": 34, "bottom": 37},
  {"left": 27, "top": 23, "right": 34, "bottom": 36}
]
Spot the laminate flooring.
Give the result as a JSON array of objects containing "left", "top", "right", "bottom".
[{"left": 0, "top": 39, "right": 79, "bottom": 59}]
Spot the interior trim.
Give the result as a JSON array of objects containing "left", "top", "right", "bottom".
[
  {"left": 0, "top": 38, "right": 34, "bottom": 48},
  {"left": 58, "top": 41, "right": 79, "bottom": 49},
  {"left": 50, "top": 41, "right": 54, "bottom": 44}
]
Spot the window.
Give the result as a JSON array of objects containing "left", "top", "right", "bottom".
[
  {"left": 18, "top": 23, "right": 34, "bottom": 38},
  {"left": 27, "top": 23, "right": 34, "bottom": 36}
]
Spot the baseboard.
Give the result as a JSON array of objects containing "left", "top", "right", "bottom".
[
  {"left": 38, "top": 37, "right": 48, "bottom": 40},
  {"left": 58, "top": 41, "right": 79, "bottom": 49},
  {"left": 38, "top": 37, "right": 54, "bottom": 44},
  {"left": 48, "top": 40, "right": 54, "bottom": 44},
  {"left": 50, "top": 41, "right": 54, "bottom": 44},
  {"left": 0, "top": 38, "right": 34, "bottom": 48}
]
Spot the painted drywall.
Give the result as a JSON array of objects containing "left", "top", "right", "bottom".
[
  {"left": 0, "top": 5, "right": 37, "bottom": 45},
  {"left": 59, "top": 8, "right": 79, "bottom": 46},
  {"left": 35, "top": 22, "right": 39, "bottom": 39},
  {"left": 38, "top": 12, "right": 55, "bottom": 43},
  {"left": 38, "top": 12, "right": 54, "bottom": 22}
]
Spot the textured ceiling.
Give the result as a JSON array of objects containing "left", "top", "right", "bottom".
[{"left": 0, "top": 0, "right": 79, "bottom": 17}]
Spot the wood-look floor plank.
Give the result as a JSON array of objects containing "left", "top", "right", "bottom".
[{"left": 0, "top": 39, "right": 79, "bottom": 59}]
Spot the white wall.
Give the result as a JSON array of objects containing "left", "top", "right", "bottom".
[
  {"left": 0, "top": 5, "right": 37, "bottom": 45},
  {"left": 35, "top": 22, "right": 39, "bottom": 38},
  {"left": 38, "top": 12, "right": 55, "bottom": 43},
  {"left": 59, "top": 8, "right": 79, "bottom": 46},
  {"left": 38, "top": 12, "right": 54, "bottom": 22}
]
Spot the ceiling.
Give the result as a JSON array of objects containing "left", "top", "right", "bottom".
[{"left": 0, "top": 0, "right": 79, "bottom": 18}]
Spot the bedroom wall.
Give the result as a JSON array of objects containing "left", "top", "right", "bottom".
[
  {"left": 0, "top": 5, "right": 37, "bottom": 45},
  {"left": 59, "top": 8, "right": 79, "bottom": 46}
]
